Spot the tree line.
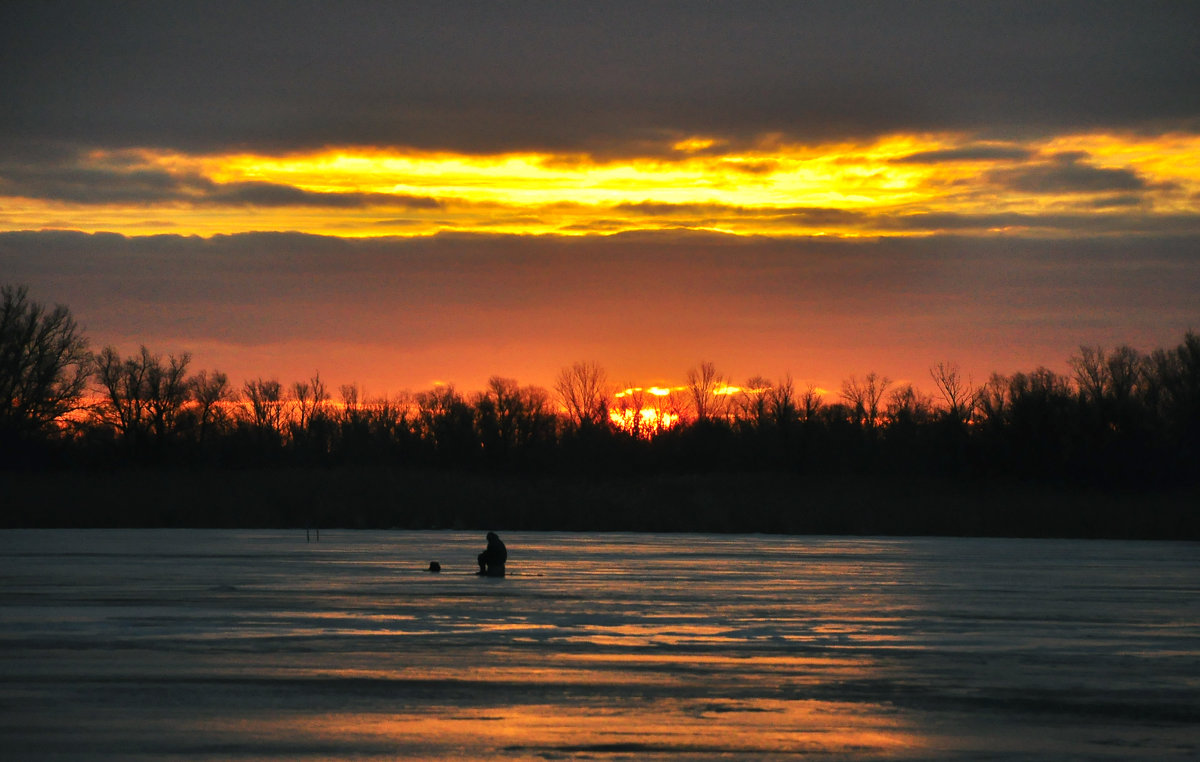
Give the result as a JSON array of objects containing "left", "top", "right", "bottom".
[{"left": 2, "top": 284, "right": 1198, "bottom": 490}]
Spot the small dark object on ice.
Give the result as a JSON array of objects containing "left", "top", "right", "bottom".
[
  {"left": 477, "top": 532, "right": 507, "bottom": 577},
  {"left": 427, "top": 561, "right": 441, "bottom": 572}
]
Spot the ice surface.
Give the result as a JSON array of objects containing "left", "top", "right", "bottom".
[{"left": 0, "top": 530, "right": 1197, "bottom": 760}]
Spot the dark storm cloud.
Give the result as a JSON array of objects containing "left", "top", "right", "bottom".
[
  {"left": 208, "top": 183, "right": 441, "bottom": 209},
  {"left": 987, "top": 153, "right": 1151, "bottom": 194},
  {"left": 878, "top": 211, "right": 1200, "bottom": 235},
  {"left": 614, "top": 202, "right": 868, "bottom": 226},
  {"left": 6, "top": 228, "right": 1197, "bottom": 325},
  {"left": 602, "top": 202, "right": 1200, "bottom": 236},
  {"left": 0, "top": 165, "right": 196, "bottom": 204},
  {"left": 3, "top": 1, "right": 1198, "bottom": 156},
  {"left": 0, "top": 159, "right": 441, "bottom": 208},
  {"left": 1085, "top": 195, "right": 1146, "bottom": 210},
  {"left": 769, "top": 208, "right": 874, "bottom": 228},
  {"left": 893, "top": 146, "right": 1035, "bottom": 164}
]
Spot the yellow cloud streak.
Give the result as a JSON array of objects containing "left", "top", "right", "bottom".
[
  {"left": 3, "top": 132, "right": 1197, "bottom": 238},
  {"left": 202, "top": 142, "right": 938, "bottom": 209}
]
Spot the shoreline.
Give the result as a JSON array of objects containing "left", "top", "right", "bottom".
[{"left": 3, "top": 466, "right": 1195, "bottom": 540}]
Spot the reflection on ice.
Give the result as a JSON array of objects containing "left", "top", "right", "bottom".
[{"left": 0, "top": 530, "right": 1197, "bottom": 760}]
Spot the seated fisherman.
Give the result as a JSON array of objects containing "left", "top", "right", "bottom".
[{"left": 477, "top": 531, "right": 507, "bottom": 577}]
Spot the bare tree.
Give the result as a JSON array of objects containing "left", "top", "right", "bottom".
[
  {"left": 1105, "top": 346, "right": 1144, "bottom": 406},
  {"left": 886, "top": 383, "right": 934, "bottom": 425},
  {"left": 477, "top": 376, "right": 554, "bottom": 451},
  {"left": 798, "top": 383, "right": 823, "bottom": 423},
  {"left": 1071, "top": 345, "right": 1109, "bottom": 404},
  {"left": 243, "top": 378, "right": 285, "bottom": 435},
  {"left": 555, "top": 361, "right": 609, "bottom": 428},
  {"left": 736, "top": 376, "right": 772, "bottom": 428},
  {"left": 293, "top": 372, "right": 330, "bottom": 430},
  {"left": 686, "top": 361, "right": 727, "bottom": 422},
  {"left": 190, "top": 369, "right": 231, "bottom": 443},
  {"left": 1072, "top": 345, "right": 1146, "bottom": 408},
  {"left": 976, "top": 372, "right": 1012, "bottom": 426},
  {"left": 92, "top": 345, "right": 191, "bottom": 446},
  {"left": 92, "top": 346, "right": 149, "bottom": 441},
  {"left": 366, "top": 391, "right": 414, "bottom": 441},
  {"left": 339, "top": 382, "right": 365, "bottom": 426},
  {"left": 144, "top": 350, "right": 191, "bottom": 444},
  {"left": 929, "top": 362, "right": 976, "bottom": 423},
  {"left": 0, "top": 284, "right": 90, "bottom": 439},
  {"left": 840, "top": 372, "right": 892, "bottom": 429},
  {"left": 1148, "top": 331, "right": 1200, "bottom": 426},
  {"left": 416, "top": 384, "right": 476, "bottom": 458},
  {"left": 768, "top": 375, "right": 799, "bottom": 426},
  {"left": 512, "top": 382, "right": 553, "bottom": 446}
]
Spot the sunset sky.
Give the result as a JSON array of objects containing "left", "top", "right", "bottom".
[{"left": 2, "top": 1, "right": 1198, "bottom": 397}]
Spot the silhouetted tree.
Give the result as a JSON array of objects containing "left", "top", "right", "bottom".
[
  {"left": 1075, "top": 345, "right": 1148, "bottom": 418},
  {"left": 887, "top": 384, "right": 934, "bottom": 427},
  {"left": 686, "top": 361, "right": 727, "bottom": 422},
  {"left": 1148, "top": 332, "right": 1200, "bottom": 468},
  {"left": 555, "top": 361, "right": 609, "bottom": 428},
  {"left": 189, "top": 369, "right": 232, "bottom": 445},
  {"left": 613, "top": 384, "right": 653, "bottom": 438},
  {"left": 985, "top": 367, "right": 1077, "bottom": 476},
  {"left": 281, "top": 373, "right": 332, "bottom": 460},
  {"left": 735, "top": 376, "right": 773, "bottom": 429},
  {"left": 92, "top": 345, "right": 191, "bottom": 451},
  {"left": 416, "top": 384, "right": 477, "bottom": 464},
  {"left": 0, "top": 285, "right": 91, "bottom": 447},
  {"left": 797, "top": 383, "right": 822, "bottom": 423},
  {"left": 976, "top": 372, "right": 1011, "bottom": 428},
  {"left": 1072, "top": 346, "right": 1110, "bottom": 405},
  {"left": 362, "top": 393, "right": 416, "bottom": 457},
  {"left": 841, "top": 372, "right": 891, "bottom": 430},
  {"left": 1105, "top": 346, "right": 1144, "bottom": 408},
  {"left": 1067, "top": 345, "right": 1156, "bottom": 479},
  {"left": 327, "top": 382, "right": 378, "bottom": 461},
  {"left": 292, "top": 372, "right": 330, "bottom": 431},
  {"left": 242, "top": 378, "right": 285, "bottom": 440},
  {"left": 474, "top": 376, "right": 555, "bottom": 463},
  {"left": 144, "top": 351, "right": 191, "bottom": 446},
  {"left": 92, "top": 346, "right": 148, "bottom": 445},
  {"left": 337, "top": 383, "right": 362, "bottom": 424},
  {"left": 768, "top": 375, "right": 799, "bottom": 426},
  {"left": 654, "top": 386, "right": 687, "bottom": 433},
  {"left": 929, "top": 362, "right": 976, "bottom": 423}
]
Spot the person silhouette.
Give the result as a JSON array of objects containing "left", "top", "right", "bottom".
[{"left": 477, "top": 531, "right": 507, "bottom": 577}]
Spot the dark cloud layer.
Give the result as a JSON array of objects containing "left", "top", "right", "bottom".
[
  {"left": 987, "top": 153, "right": 1150, "bottom": 195},
  {"left": 0, "top": 157, "right": 441, "bottom": 208},
  {"left": 3, "top": 229, "right": 1197, "bottom": 392},
  {"left": 3, "top": 1, "right": 1198, "bottom": 156},
  {"left": 607, "top": 201, "right": 1200, "bottom": 236},
  {"left": 893, "top": 146, "right": 1035, "bottom": 164}
]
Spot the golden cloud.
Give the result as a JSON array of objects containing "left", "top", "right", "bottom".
[{"left": 2, "top": 132, "right": 1198, "bottom": 238}]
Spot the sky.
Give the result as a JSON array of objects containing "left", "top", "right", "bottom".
[{"left": 2, "top": 1, "right": 1198, "bottom": 398}]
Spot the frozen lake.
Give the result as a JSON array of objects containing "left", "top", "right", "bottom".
[{"left": 1, "top": 530, "right": 1197, "bottom": 760}]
